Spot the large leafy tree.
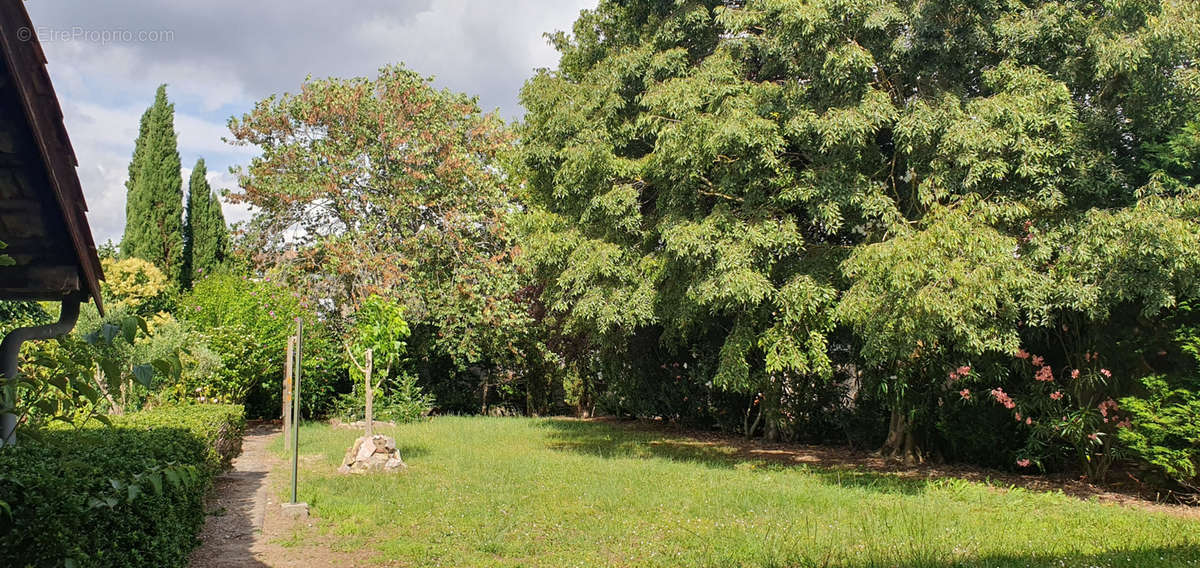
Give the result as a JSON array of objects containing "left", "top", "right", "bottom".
[
  {"left": 183, "top": 158, "right": 228, "bottom": 287},
  {"left": 227, "top": 65, "right": 536, "bottom": 397},
  {"left": 122, "top": 84, "right": 185, "bottom": 286},
  {"left": 519, "top": 0, "right": 1200, "bottom": 454}
]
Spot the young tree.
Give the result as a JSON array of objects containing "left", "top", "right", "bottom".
[
  {"left": 121, "top": 85, "right": 184, "bottom": 286},
  {"left": 183, "top": 158, "right": 228, "bottom": 286}
]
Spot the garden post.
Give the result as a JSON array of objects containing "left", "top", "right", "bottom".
[
  {"left": 364, "top": 348, "right": 374, "bottom": 437},
  {"left": 283, "top": 335, "right": 294, "bottom": 444},
  {"left": 291, "top": 319, "right": 302, "bottom": 505}
]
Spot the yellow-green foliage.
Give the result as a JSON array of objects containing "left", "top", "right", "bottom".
[{"left": 101, "top": 257, "right": 168, "bottom": 309}]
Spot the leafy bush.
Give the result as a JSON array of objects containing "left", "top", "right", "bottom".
[
  {"left": 331, "top": 371, "right": 431, "bottom": 424},
  {"left": 0, "top": 404, "right": 244, "bottom": 568},
  {"left": 8, "top": 308, "right": 188, "bottom": 434},
  {"left": 100, "top": 257, "right": 173, "bottom": 314},
  {"left": 1118, "top": 376, "right": 1200, "bottom": 498},
  {"left": 180, "top": 274, "right": 343, "bottom": 417}
]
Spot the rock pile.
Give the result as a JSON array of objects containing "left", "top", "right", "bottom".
[{"left": 337, "top": 434, "right": 406, "bottom": 474}]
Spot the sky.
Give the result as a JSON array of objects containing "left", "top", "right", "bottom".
[{"left": 22, "top": 0, "right": 596, "bottom": 245}]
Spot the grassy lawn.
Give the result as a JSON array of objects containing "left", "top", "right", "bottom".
[{"left": 272, "top": 417, "right": 1199, "bottom": 567}]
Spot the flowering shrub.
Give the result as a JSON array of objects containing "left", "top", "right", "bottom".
[{"left": 958, "top": 349, "right": 1131, "bottom": 479}]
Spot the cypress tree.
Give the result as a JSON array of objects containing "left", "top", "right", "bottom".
[
  {"left": 121, "top": 84, "right": 184, "bottom": 285},
  {"left": 205, "top": 190, "right": 228, "bottom": 271},
  {"left": 119, "top": 106, "right": 151, "bottom": 258},
  {"left": 183, "top": 158, "right": 227, "bottom": 286}
]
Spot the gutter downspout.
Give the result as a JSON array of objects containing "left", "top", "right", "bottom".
[{"left": 0, "top": 294, "right": 82, "bottom": 447}]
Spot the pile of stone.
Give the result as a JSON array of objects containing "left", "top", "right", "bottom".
[{"left": 337, "top": 434, "right": 406, "bottom": 474}]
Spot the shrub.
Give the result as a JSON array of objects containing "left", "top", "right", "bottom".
[
  {"left": 0, "top": 404, "right": 245, "bottom": 567},
  {"left": 1118, "top": 376, "right": 1200, "bottom": 499},
  {"left": 100, "top": 258, "right": 172, "bottom": 313},
  {"left": 180, "top": 274, "right": 343, "bottom": 418}
]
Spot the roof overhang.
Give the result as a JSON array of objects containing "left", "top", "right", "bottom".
[{"left": 0, "top": 2, "right": 104, "bottom": 312}]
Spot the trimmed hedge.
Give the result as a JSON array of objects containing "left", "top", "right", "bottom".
[{"left": 0, "top": 404, "right": 245, "bottom": 568}]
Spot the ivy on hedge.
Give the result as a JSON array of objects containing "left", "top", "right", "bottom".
[{"left": 0, "top": 404, "right": 245, "bottom": 568}]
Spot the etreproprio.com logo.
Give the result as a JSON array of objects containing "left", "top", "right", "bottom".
[{"left": 17, "top": 26, "right": 174, "bottom": 44}]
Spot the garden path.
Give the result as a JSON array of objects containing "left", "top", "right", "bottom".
[
  {"left": 189, "top": 424, "right": 276, "bottom": 567},
  {"left": 189, "top": 423, "right": 400, "bottom": 567}
]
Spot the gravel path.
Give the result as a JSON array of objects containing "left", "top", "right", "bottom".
[{"left": 189, "top": 424, "right": 279, "bottom": 568}]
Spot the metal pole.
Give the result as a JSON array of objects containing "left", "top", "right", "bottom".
[{"left": 290, "top": 318, "right": 303, "bottom": 504}]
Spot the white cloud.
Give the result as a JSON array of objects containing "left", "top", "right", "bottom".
[{"left": 24, "top": 0, "right": 597, "bottom": 244}]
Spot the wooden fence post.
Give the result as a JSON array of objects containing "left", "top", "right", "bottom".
[
  {"left": 364, "top": 349, "right": 374, "bottom": 437},
  {"left": 282, "top": 336, "right": 294, "bottom": 444}
]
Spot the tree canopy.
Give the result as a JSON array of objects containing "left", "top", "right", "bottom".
[
  {"left": 518, "top": 0, "right": 1200, "bottom": 454},
  {"left": 227, "top": 65, "right": 541, "bottom": 397}
]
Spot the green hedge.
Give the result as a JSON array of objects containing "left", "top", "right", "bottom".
[{"left": 0, "top": 404, "right": 245, "bottom": 568}]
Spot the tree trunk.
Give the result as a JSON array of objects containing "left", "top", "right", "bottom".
[
  {"left": 744, "top": 397, "right": 763, "bottom": 439},
  {"left": 480, "top": 377, "right": 489, "bottom": 415},
  {"left": 761, "top": 377, "right": 784, "bottom": 442},
  {"left": 94, "top": 364, "right": 122, "bottom": 415},
  {"left": 879, "top": 408, "right": 923, "bottom": 465}
]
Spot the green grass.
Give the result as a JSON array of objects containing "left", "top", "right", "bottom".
[{"left": 273, "top": 417, "right": 1200, "bottom": 567}]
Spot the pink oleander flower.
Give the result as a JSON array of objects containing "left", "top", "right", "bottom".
[
  {"left": 957, "top": 365, "right": 971, "bottom": 376},
  {"left": 1016, "top": 349, "right": 1030, "bottom": 360},
  {"left": 1035, "top": 365, "right": 1054, "bottom": 382},
  {"left": 1084, "top": 352, "right": 1092, "bottom": 362},
  {"left": 1050, "top": 391, "right": 1063, "bottom": 400},
  {"left": 1117, "top": 419, "right": 1132, "bottom": 429},
  {"left": 1032, "top": 355, "right": 1045, "bottom": 366},
  {"left": 1017, "top": 459, "right": 1031, "bottom": 468},
  {"left": 1014, "top": 412, "right": 1022, "bottom": 421},
  {"left": 949, "top": 371, "right": 959, "bottom": 381},
  {"left": 1070, "top": 369, "right": 1080, "bottom": 379},
  {"left": 1100, "top": 368, "right": 1112, "bottom": 378},
  {"left": 1025, "top": 417, "right": 1032, "bottom": 425},
  {"left": 990, "top": 388, "right": 1016, "bottom": 409},
  {"left": 1088, "top": 433, "right": 1100, "bottom": 441},
  {"left": 960, "top": 389, "right": 971, "bottom": 400},
  {"left": 1098, "top": 399, "right": 1119, "bottom": 417}
]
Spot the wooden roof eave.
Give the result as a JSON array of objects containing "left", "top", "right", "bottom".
[{"left": 0, "top": 2, "right": 104, "bottom": 313}]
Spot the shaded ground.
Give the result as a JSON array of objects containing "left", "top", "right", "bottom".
[{"left": 559, "top": 417, "right": 1199, "bottom": 519}]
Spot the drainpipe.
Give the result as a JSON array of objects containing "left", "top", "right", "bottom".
[{"left": 0, "top": 294, "right": 82, "bottom": 447}]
